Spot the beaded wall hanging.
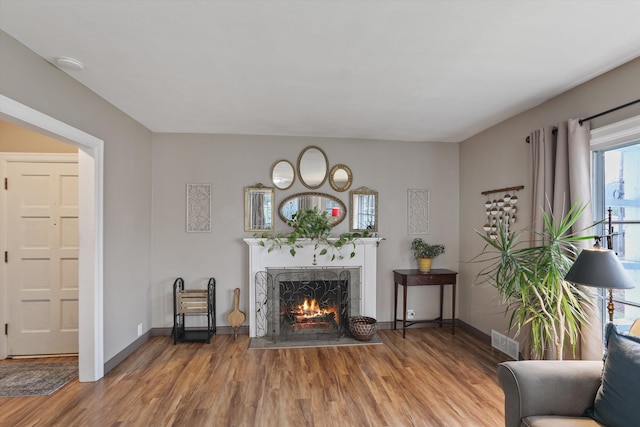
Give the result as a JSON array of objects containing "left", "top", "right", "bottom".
[{"left": 480, "top": 185, "right": 523, "bottom": 239}]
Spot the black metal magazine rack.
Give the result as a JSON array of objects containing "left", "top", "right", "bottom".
[{"left": 172, "top": 277, "right": 216, "bottom": 344}]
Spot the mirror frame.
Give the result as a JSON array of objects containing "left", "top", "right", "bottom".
[
  {"left": 278, "top": 192, "right": 347, "bottom": 226},
  {"left": 270, "top": 159, "right": 295, "bottom": 190},
  {"left": 244, "top": 183, "right": 274, "bottom": 232},
  {"left": 329, "top": 164, "right": 353, "bottom": 192},
  {"left": 297, "top": 145, "right": 329, "bottom": 189},
  {"left": 350, "top": 187, "right": 378, "bottom": 232}
]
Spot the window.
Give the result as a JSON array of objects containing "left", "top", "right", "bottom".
[{"left": 592, "top": 116, "right": 640, "bottom": 332}]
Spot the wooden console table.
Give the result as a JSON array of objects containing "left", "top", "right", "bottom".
[{"left": 393, "top": 269, "right": 457, "bottom": 338}]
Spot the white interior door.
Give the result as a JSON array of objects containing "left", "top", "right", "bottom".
[{"left": 6, "top": 160, "right": 79, "bottom": 355}]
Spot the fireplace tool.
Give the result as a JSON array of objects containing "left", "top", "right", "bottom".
[{"left": 227, "top": 288, "right": 245, "bottom": 339}]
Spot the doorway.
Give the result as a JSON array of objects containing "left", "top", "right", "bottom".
[
  {"left": 4, "top": 156, "right": 79, "bottom": 355},
  {"left": 0, "top": 95, "right": 104, "bottom": 381}
]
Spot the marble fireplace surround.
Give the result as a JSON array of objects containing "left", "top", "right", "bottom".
[{"left": 244, "top": 238, "right": 380, "bottom": 338}]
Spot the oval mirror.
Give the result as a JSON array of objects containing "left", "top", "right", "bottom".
[
  {"left": 297, "top": 146, "right": 328, "bottom": 189},
  {"left": 271, "top": 160, "right": 295, "bottom": 190},
  {"left": 350, "top": 187, "right": 378, "bottom": 232},
  {"left": 279, "top": 192, "right": 346, "bottom": 226},
  {"left": 244, "top": 183, "right": 274, "bottom": 232},
  {"left": 329, "top": 164, "right": 353, "bottom": 192}
]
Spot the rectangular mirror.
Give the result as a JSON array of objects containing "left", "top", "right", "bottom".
[
  {"left": 245, "top": 184, "right": 274, "bottom": 232},
  {"left": 350, "top": 186, "right": 378, "bottom": 232}
]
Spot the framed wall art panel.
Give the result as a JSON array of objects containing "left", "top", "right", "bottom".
[
  {"left": 408, "top": 189, "right": 430, "bottom": 235},
  {"left": 186, "top": 183, "right": 212, "bottom": 232}
]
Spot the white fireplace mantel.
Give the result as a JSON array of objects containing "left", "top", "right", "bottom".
[{"left": 244, "top": 237, "right": 381, "bottom": 337}]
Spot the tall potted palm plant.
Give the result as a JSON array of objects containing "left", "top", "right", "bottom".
[{"left": 474, "top": 202, "right": 594, "bottom": 360}]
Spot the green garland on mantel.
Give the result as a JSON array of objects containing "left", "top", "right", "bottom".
[{"left": 254, "top": 207, "right": 382, "bottom": 260}]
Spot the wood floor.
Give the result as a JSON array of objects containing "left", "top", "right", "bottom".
[{"left": 0, "top": 327, "right": 509, "bottom": 427}]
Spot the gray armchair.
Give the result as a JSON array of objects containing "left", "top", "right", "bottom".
[{"left": 497, "top": 360, "right": 604, "bottom": 427}]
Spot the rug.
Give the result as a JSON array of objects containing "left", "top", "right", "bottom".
[
  {"left": 248, "top": 334, "right": 383, "bottom": 349},
  {"left": 0, "top": 362, "right": 77, "bottom": 397}
]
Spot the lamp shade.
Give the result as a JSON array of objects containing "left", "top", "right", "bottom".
[{"left": 565, "top": 248, "right": 635, "bottom": 289}]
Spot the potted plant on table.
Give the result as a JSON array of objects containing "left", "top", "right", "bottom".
[{"left": 411, "top": 238, "right": 445, "bottom": 272}]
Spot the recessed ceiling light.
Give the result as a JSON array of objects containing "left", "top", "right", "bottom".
[{"left": 54, "top": 56, "right": 84, "bottom": 71}]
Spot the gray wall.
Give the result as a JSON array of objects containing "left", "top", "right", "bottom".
[
  {"left": 0, "top": 31, "right": 153, "bottom": 362},
  {"left": 151, "top": 134, "right": 460, "bottom": 328},
  {"left": 458, "top": 56, "right": 640, "bottom": 340}
]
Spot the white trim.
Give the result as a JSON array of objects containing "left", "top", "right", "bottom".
[
  {"left": 590, "top": 114, "right": 640, "bottom": 150},
  {"left": 0, "top": 95, "right": 104, "bottom": 382}
]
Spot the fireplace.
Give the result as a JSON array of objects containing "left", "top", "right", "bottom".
[
  {"left": 256, "top": 269, "right": 352, "bottom": 341},
  {"left": 244, "top": 238, "right": 380, "bottom": 338}
]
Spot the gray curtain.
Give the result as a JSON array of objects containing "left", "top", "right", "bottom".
[
  {"left": 529, "top": 118, "right": 601, "bottom": 360},
  {"left": 530, "top": 119, "right": 592, "bottom": 238}
]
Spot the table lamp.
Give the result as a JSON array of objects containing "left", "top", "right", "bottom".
[{"left": 565, "top": 243, "right": 635, "bottom": 322}]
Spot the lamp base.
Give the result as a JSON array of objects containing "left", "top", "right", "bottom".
[{"left": 608, "top": 288, "right": 615, "bottom": 322}]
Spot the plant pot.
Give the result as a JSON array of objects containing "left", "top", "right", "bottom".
[{"left": 418, "top": 257, "right": 433, "bottom": 272}]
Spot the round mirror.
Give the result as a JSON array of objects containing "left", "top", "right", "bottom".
[
  {"left": 271, "top": 160, "right": 295, "bottom": 190},
  {"left": 297, "top": 146, "right": 328, "bottom": 189},
  {"left": 329, "top": 164, "right": 352, "bottom": 192},
  {"left": 279, "top": 192, "right": 346, "bottom": 226}
]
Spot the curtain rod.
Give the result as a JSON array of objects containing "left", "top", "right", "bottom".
[
  {"left": 578, "top": 98, "right": 640, "bottom": 125},
  {"left": 525, "top": 98, "right": 640, "bottom": 143},
  {"left": 525, "top": 127, "right": 557, "bottom": 143}
]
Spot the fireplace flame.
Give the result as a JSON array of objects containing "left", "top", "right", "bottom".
[{"left": 292, "top": 298, "right": 336, "bottom": 320}]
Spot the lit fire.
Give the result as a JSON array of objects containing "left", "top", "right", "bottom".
[{"left": 293, "top": 298, "right": 334, "bottom": 319}]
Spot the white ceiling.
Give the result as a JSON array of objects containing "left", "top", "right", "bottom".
[{"left": 2, "top": 1, "right": 640, "bottom": 142}]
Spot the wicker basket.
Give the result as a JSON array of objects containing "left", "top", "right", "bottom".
[{"left": 349, "top": 316, "right": 377, "bottom": 341}]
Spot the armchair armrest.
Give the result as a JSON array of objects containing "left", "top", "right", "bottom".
[{"left": 497, "top": 360, "right": 603, "bottom": 427}]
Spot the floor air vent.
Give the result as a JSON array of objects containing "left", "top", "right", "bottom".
[{"left": 491, "top": 329, "right": 519, "bottom": 360}]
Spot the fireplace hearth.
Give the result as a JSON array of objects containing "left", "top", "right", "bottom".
[
  {"left": 256, "top": 269, "right": 352, "bottom": 342},
  {"left": 244, "top": 238, "right": 380, "bottom": 338}
]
